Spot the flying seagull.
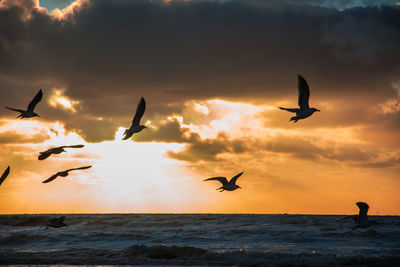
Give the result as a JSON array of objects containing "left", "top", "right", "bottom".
[
  {"left": 38, "top": 145, "right": 85, "bottom": 160},
  {"left": 351, "top": 202, "right": 377, "bottom": 230},
  {"left": 0, "top": 166, "right": 10, "bottom": 187},
  {"left": 204, "top": 171, "right": 244, "bottom": 192},
  {"left": 41, "top": 216, "right": 67, "bottom": 228},
  {"left": 122, "top": 97, "right": 147, "bottom": 140},
  {"left": 42, "top": 165, "right": 92, "bottom": 183},
  {"left": 5, "top": 89, "right": 43, "bottom": 119},
  {"left": 279, "top": 75, "right": 320, "bottom": 123}
]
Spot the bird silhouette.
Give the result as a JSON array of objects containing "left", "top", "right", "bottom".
[
  {"left": 344, "top": 202, "right": 377, "bottom": 230},
  {"left": 352, "top": 202, "right": 377, "bottom": 230},
  {"left": 204, "top": 171, "right": 244, "bottom": 192},
  {"left": 279, "top": 75, "right": 320, "bottom": 123},
  {"left": 38, "top": 145, "right": 85, "bottom": 160},
  {"left": 122, "top": 97, "right": 147, "bottom": 140},
  {"left": 42, "top": 166, "right": 92, "bottom": 183},
  {"left": 6, "top": 89, "right": 43, "bottom": 119},
  {"left": 0, "top": 166, "right": 10, "bottom": 187}
]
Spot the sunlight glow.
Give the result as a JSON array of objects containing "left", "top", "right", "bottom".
[
  {"left": 0, "top": 96, "right": 399, "bottom": 214},
  {"left": 0, "top": 121, "right": 216, "bottom": 213},
  {"left": 48, "top": 88, "right": 80, "bottom": 112},
  {"left": 181, "top": 99, "right": 264, "bottom": 139}
]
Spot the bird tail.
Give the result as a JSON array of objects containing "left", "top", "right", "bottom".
[{"left": 122, "top": 129, "right": 133, "bottom": 140}]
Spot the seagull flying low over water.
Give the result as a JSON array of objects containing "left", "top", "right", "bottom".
[
  {"left": 38, "top": 145, "right": 85, "bottom": 160},
  {"left": 279, "top": 75, "right": 320, "bottom": 123},
  {"left": 122, "top": 97, "right": 147, "bottom": 140},
  {"left": 350, "top": 202, "right": 377, "bottom": 230},
  {"left": 0, "top": 166, "right": 10, "bottom": 187},
  {"left": 41, "top": 216, "right": 67, "bottom": 228},
  {"left": 42, "top": 165, "right": 92, "bottom": 183},
  {"left": 204, "top": 171, "right": 244, "bottom": 192},
  {"left": 5, "top": 89, "right": 43, "bottom": 119}
]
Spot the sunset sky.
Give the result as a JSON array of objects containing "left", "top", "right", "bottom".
[{"left": 0, "top": 0, "right": 399, "bottom": 214}]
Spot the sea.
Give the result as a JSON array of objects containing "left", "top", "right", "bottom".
[{"left": 0, "top": 214, "right": 399, "bottom": 266}]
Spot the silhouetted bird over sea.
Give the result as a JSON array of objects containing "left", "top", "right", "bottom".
[
  {"left": 0, "top": 166, "right": 10, "bottom": 187},
  {"left": 5, "top": 89, "right": 43, "bottom": 119},
  {"left": 38, "top": 145, "right": 85, "bottom": 160},
  {"left": 122, "top": 97, "right": 147, "bottom": 140},
  {"left": 351, "top": 202, "right": 377, "bottom": 230},
  {"left": 279, "top": 75, "right": 320, "bottom": 123},
  {"left": 42, "top": 166, "right": 92, "bottom": 183},
  {"left": 204, "top": 171, "right": 244, "bottom": 192},
  {"left": 41, "top": 216, "right": 67, "bottom": 228}
]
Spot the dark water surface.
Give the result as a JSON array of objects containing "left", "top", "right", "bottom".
[{"left": 0, "top": 214, "right": 399, "bottom": 265}]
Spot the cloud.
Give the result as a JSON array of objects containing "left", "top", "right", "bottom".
[
  {"left": 0, "top": 0, "right": 399, "bottom": 214},
  {"left": 0, "top": 130, "right": 49, "bottom": 144},
  {"left": 130, "top": 105, "right": 400, "bottom": 169},
  {"left": 0, "top": 0, "right": 399, "bottom": 141},
  {"left": 48, "top": 88, "right": 81, "bottom": 112}
]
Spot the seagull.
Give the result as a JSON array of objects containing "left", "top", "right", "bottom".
[
  {"left": 42, "top": 165, "right": 92, "bottom": 183},
  {"left": 204, "top": 171, "right": 244, "bottom": 192},
  {"left": 279, "top": 75, "right": 320, "bottom": 123},
  {"left": 351, "top": 202, "right": 377, "bottom": 230},
  {"left": 38, "top": 145, "right": 85, "bottom": 160},
  {"left": 0, "top": 166, "right": 10, "bottom": 187},
  {"left": 5, "top": 89, "right": 43, "bottom": 119},
  {"left": 41, "top": 216, "right": 67, "bottom": 228},
  {"left": 122, "top": 97, "right": 147, "bottom": 140}
]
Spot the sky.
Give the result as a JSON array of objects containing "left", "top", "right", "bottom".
[{"left": 0, "top": 0, "right": 399, "bottom": 214}]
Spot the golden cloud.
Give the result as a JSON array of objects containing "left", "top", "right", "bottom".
[{"left": 48, "top": 88, "right": 81, "bottom": 113}]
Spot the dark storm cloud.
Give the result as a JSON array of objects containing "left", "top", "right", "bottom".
[{"left": 0, "top": 0, "right": 399, "bottom": 141}]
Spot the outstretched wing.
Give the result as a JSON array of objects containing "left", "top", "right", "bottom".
[
  {"left": 42, "top": 173, "right": 59, "bottom": 183},
  {"left": 38, "top": 151, "right": 52, "bottom": 160},
  {"left": 63, "top": 144, "right": 85, "bottom": 149},
  {"left": 0, "top": 166, "right": 10, "bottom": 186},
  {"left": 279, "top": 107, "right": 299, "bottom": 113},
  {"left": 27, "top": 89, "right": 43, "bottom": 112},
  {"left": 204, "top": 177, "right": 228, "bottom": 185},
  {"left": 132, "top": 97, "right": 146, "bottom": 127},
  {"left": 297, "top": 75, "right": 310, "bottom": 110},
  {"left": 5, "top": 106, "right": 25, "bottom": 113},
  {"left": 229, "top": 171, "right": 244, "bottom": 185},
  {"left": 66, "top": 165, "right": 92, "bottom": 172}
]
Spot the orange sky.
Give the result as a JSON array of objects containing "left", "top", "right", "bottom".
[
  {"left": 0, "top": 0, "right": 399, "bottom": 214},
  {"left": 0, "top": 98, "right": 399, "bottom": 215}
]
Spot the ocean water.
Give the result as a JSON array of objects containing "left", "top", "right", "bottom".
[{"left": 0, "top": 214, "right": 399, "bottom": 266}]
